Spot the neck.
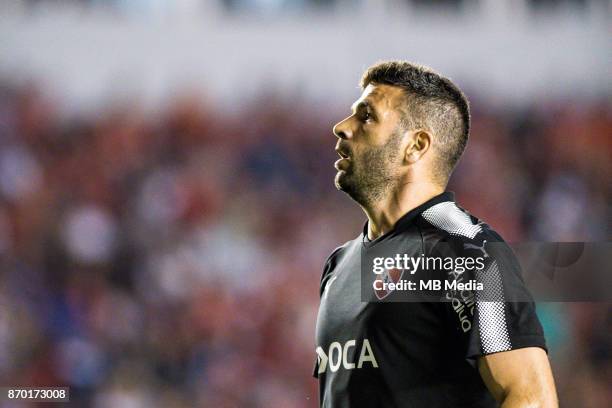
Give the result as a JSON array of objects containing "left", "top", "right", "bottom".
[{"left": 363, "top": 180, "right": 444, "bottom": 240}]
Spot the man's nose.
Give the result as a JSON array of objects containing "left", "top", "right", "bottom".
[{"left": 333, "top": 117, "right": 352, "bottom": 140}]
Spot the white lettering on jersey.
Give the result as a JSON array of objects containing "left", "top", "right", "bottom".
[
  {"left": 316, "top": 346, "right": 328, "bottom": 373},
  {"left": 357, "top": 339, "right": 378, "bottom": 368},
  {"left": 329, "top": 342, "right": 342, "bottom": 372},
  {"left": 316, "top": 339, "right": 379, "bottom": 374},
  {"left": 342, "top": 340, "right": 356, "bottom": 369}
]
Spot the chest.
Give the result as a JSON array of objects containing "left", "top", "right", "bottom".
[{"left": 315, "top": 239, "right": 444, "bottom": 348}]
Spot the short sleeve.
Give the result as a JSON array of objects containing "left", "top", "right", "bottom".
[
  {"left": 441, "top": 235, "right": 547, "bottom": 364},
  {"left": 318, "top": 245, "right": 345, "bottom": 298},
  {"left": 313, "top": 244, "right": 347, "bottom": 379}
]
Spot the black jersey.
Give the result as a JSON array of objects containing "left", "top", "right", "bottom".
[{"left": 313, "top": 192, "right": 546, "bottom": 408}]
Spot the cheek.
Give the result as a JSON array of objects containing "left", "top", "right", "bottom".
[{"left": 367, "top": 123, "right": 397, "bottom": 147}]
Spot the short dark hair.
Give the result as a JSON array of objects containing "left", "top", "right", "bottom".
[{"left": 360, "top": 61, "right": 470, "bottom": 182}]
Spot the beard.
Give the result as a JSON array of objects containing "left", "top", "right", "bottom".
[{"left": 335, "top": 130, "right": 402, "bottom": 206}]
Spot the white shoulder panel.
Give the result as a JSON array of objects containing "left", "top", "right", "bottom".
[
  {"left": 475, "top": 260, "right": 512, "bottom": 353},
  {"left": 421, "top": 201, "right": 482, "bottom": 239}
]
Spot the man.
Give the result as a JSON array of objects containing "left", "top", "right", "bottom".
[{"left": 313, "top": 61, "right": 557, "bottom": 407}]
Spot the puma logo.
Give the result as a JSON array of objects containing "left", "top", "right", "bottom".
[{"left": 464, "top": 240, "right": 489, "bottom": 258}]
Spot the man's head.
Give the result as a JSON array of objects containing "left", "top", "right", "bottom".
[{"left": 333, "top": 61, "right": 470, "bottom": 206}]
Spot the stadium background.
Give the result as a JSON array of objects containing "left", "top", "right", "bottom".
[{"left": 0, "top": 0, "right": 610, "bottom": 407}]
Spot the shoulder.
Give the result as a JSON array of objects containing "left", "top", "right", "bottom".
[
  {"left": 322, "top": 238, "right": 355, "bottom": 272},
  {"left": 417, "top": 200, "right": 508, "bottom": 256},
  {"left": 417, "top": 200, "right": 529, "bottom": 297},
  {"left": 318, "top": 239, "right": 356, "bottom": 297}
]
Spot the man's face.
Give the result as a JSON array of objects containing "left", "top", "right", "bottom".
[{"left": 333, "top": 84, "right": 407, "bottom": 205}]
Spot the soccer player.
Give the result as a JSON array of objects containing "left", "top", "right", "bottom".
[{"left": 313, "top": 61, "right": 558, "bottom": 407}]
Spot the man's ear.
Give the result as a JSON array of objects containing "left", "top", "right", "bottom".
[{"left": 404, "top": 130, "right": 431, "bottom": 164}]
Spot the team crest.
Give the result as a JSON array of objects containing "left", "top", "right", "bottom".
[{"left": 374, "top": 268, "right": 404, "bottom": 300}]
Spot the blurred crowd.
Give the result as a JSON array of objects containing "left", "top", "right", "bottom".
[{"left": 0, "top": 81, "right": 609, "bottom": 407}]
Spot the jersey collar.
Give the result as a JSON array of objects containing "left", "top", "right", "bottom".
[{"left": 362, "top": 191, "right": 455, "bottom": 245}]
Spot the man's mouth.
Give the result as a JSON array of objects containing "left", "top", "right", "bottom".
[
  {"left": 336, "top": 150, "right": 349, "bottom": 159},
  {"left": 334, "top": 151, "right": 350, "bottom": 171},
  {"left": 335, "top": 144, "right": 351, "bottom": 159}
]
